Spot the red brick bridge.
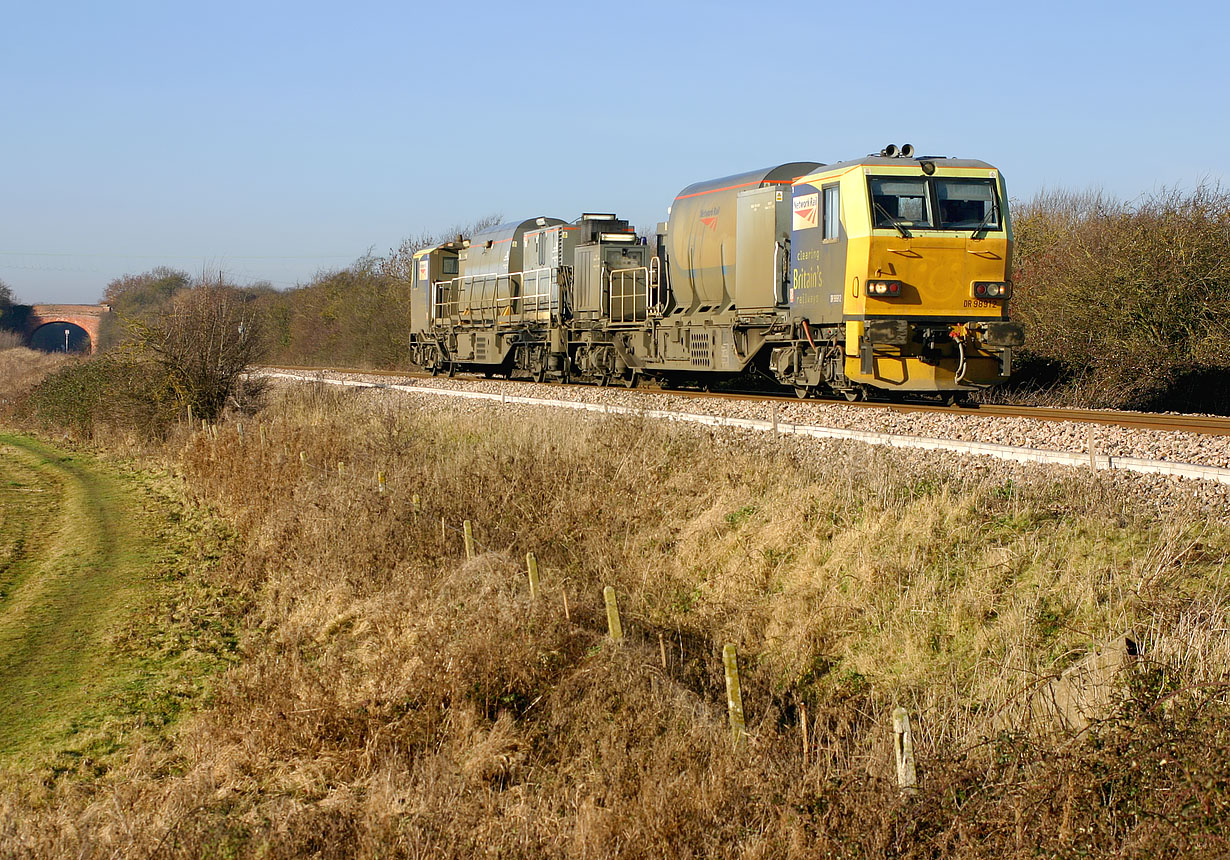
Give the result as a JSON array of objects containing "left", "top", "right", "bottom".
[{"left": 25, "top": 304, "right": 111, "bottom": 354}]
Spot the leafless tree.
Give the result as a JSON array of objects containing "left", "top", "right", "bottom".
[{"left": 127, "top": 282, "right": 265, "bottom": 420}]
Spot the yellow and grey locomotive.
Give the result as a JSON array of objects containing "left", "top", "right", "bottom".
[{"left": 408, "top": 145, "right": 1023, "bottom": 401}]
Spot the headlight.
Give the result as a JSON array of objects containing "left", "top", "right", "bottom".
[
  {"left": 972, "top": 281, "right": 1012, "bottom": 299},
  {"left": 867, "top": 280, "right": 902, "bottom": 297}
]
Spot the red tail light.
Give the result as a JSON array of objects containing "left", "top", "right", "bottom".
[
  {"left": 868, "top": 280, "right": 902, "bottom": 297},
  {"left": 973, "top": 281, "right": 1011, "bottom": 299}
]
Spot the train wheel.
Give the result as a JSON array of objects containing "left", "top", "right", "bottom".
[
  {"left": 623, "top": 371, "right": 639, "bottom": 389},
  {"left": 843, "top": 388, "right": 863, "bottom": 402},
  {"left": 447, "top": 362, "right": 457, "bottom": 378},
  {"left": 793, "top": 386, "right": 810, "bottom": 400}
]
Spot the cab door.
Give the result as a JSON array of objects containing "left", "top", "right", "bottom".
[
  {"left": 788, "top": 181, "right": 846, "bottom": 325},
  {"left": 410, "top": 251, "right": 433, "bottom": 335}
]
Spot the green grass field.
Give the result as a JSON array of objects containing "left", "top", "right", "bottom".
[{"left": 0, "top": 433, "right": 235, "bottom": 773}]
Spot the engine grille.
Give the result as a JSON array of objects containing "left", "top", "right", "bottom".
[{"left": 689, "top": 331, "right": 712, "bottom": 368}]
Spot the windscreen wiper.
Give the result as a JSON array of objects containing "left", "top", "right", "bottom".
[
  {"left": 874, "top": 201, "right": 911, "bottom": 238},
  {"left": 970, "top": 202, "right": 999, "bottom": 239}
]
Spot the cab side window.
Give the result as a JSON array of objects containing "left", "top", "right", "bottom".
[{"left": 823, "top": 185, "right": 840, "bottom": 240}]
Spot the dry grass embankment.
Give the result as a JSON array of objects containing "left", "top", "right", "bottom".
[
  {"left": 3, "top": 382, "right": 1230, "bottom": 857},
  {"left": 0, "top": 346, "right": 75, "bottom": 412}
]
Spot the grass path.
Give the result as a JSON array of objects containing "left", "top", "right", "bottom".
[{"left": 0, "top": 434, "right": 172, "bottom": 759}]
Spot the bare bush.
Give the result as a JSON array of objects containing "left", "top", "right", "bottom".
[
  {"left": 0, "top": 329, "right": 25, "bottom": 351},
  {"left": 253, "top": 216, "right": 503, "bottom": 369},
  {"left": 126, "top": 282, "right": 265, "bottom": 421},
  {"left": 97, "top": 266, "right": 193, "bottom": 349},
  {"left": 18, "top": 354, "right": 179, "bottom": 440},
  {"left": 257, "top": 257, "right": 408, "bottom": 368},
  {"left": 1012, "top": 184, "right": 1230, "bottom": 410}
]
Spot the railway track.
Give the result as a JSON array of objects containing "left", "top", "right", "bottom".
[{"left": 264, "top": 365, "right": 1230, "bottom": 437}]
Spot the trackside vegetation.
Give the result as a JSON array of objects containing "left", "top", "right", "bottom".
[
  {"left": 1001, "top": 183, "right": 1230, "bottom": 412},
  {"left": 20, "top": 278, "right": 266, "bottom": 440},
  {"left": 1, "top": 374, "right": 1228, "bottom": 857}
]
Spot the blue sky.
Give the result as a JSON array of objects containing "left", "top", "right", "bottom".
[{"left": 2, "top": 0, "right": 1226, "bottom": 303}]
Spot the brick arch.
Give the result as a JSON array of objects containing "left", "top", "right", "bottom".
[{"left": 25, "top": 304, "right": 110, "bottom": 354}]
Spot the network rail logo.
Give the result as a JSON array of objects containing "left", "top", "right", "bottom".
[{"left": 793, "top": 192, "right": 818, "bottom": 230}]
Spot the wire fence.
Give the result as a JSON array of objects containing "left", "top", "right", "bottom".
[{"left": 187, "top": 415, "right": 974, "bottom": 789}]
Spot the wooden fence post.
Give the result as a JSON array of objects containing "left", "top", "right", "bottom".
[
  {"left": 463, "top": 520, "right": 474, "bottom": 559},
  {"left": 801, "top": 701, "right": 810, "bottom": 769},
  {"left": 603, "top": 586, "right": 622, "bottom": 642},
  {"left": 526, "top": 552, "right": 540, "bottom": 599},
  {"left": 723, "top": 643, "right": 747, "bottom": 747},
  {"left": 237, "top": 422, "right": 244, "bottom": 443},
  {"left": 893, "top": 706, "right": 918, "bottom": 794},
  {"left": 259, "top": 423, "right": 267, "bottom": 449},
  {"left": 1059, "top": 773, "right": 1075, "bottom": 844}
]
